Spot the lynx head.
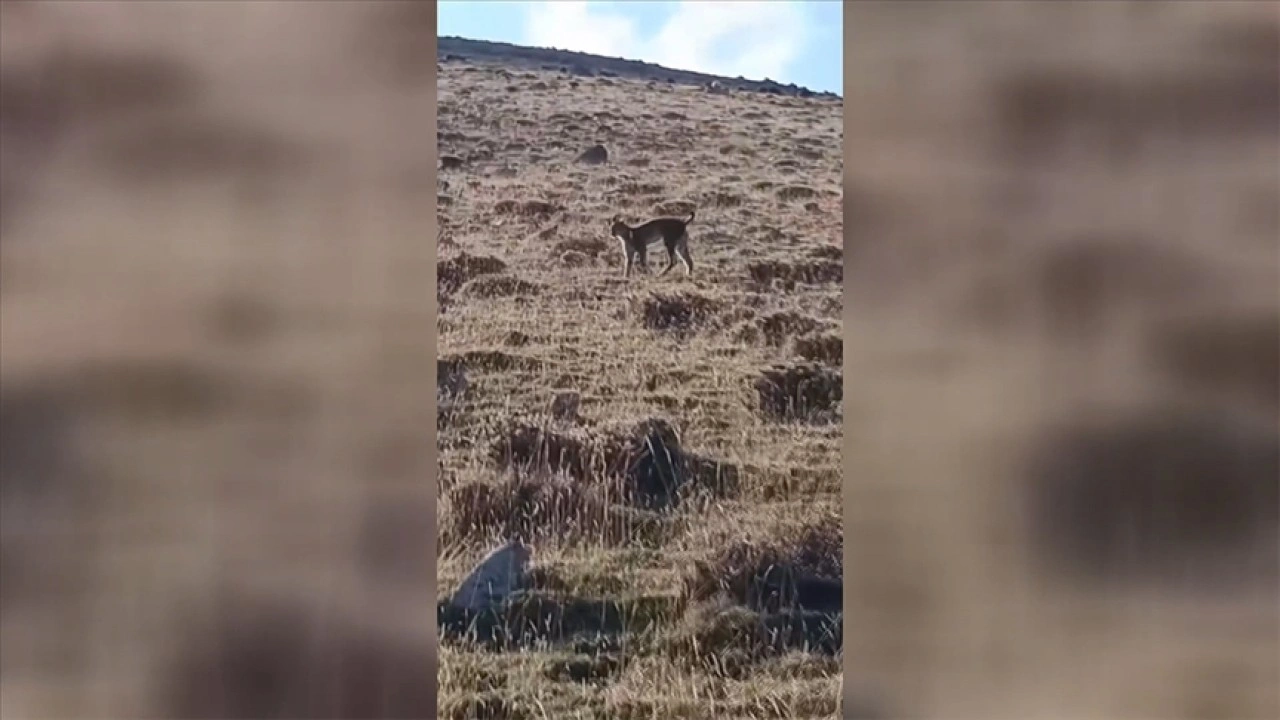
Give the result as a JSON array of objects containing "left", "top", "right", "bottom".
[{"left": 609, "top": 215, "right": 631, "bottom": 241}]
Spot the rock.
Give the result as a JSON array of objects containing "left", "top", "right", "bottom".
[
  {"left": 440, "top": 155, "right": 465, "bottom": 170},
  {"left": 575, "top": 144, "right": 608, "bottom": 165},
  {"left": 448, "top": 539, "right": 533, "bottom": 611},
  {"left": 615, "top": 418, "right": 685, "bottom": 510}
]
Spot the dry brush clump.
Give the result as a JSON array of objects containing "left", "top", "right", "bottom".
[
  {"left": 461, "top": 274, "right": 543, "bottom": 300},
  {"left": 656, "top": 518, "right": 844, "bottom": 673},
  {"left": 442, "top": 349, "right": 542, "bottom": 374},
  {"left": 493, "top": 198, "right": 562, "bottom": 219},
  {"left": 595, "top": 417, "right": 741, "bottom": 510},
  {"left": 634, "top": 292, "right": 724, "bottom": 336},
  {"left": 747, "top": 259, "right": 842, "bottom": 291},
  {"left": 748, "top": 309, "right": 831, "bottom": 348},
  {"left": 542, "top": 653, "right": 625, "bottom": 684},
  {"left": 439, "top": 694, "right": 527, "bottom": 720},
  {"left": 682, "top": 516, "right": 843, "bottom": 613},
  {"left": 485, "top": 417, "right": 740, "bottom": 514},
  {"left": 703, "top": 190, "right": 744, "bottom": 208},
  {"left": 438, "top": 251, "right": 508, "bottom": 311},
  {"left": 664, "top": 604, "right": 842, "bottom": 669},
  {"left": 487, "top": 420, "right": 596, "bottom": 483},
  {"left": 775, "top": 184, "right": 818, "bottom": 202},
  {"left": 653, "top": 200, "right": 696, "bottom": 217},
  {"left": 753, "top": 363, "right": 843, "bottom": 424},
  {"left": 617, "top": 180, "right": 665, "bottom": 197},
  {"left": 807, "top": 245, "right": 842, "bottom": 261},
  {"left": 444, "top": 473, "right": 676, "bottom": 549},
  {"left": 794, "top": 333, "right": 842, "bottom": 366},
  {"left": 437, "top": 357, "right": 468, "bottom": 431},
  {"left": 553, "top": 235, "right": 610, "bottom": 258},
  {"left": 502, "top": 330, "right": 531, "bottom": 347},
  {"left": 439, "top": 588, "right": 678, "bottom": 653}
]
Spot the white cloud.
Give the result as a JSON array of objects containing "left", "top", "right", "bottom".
[
  {"left": 522, "top": 1, "right": 807, "bottom": 82},
  {"left": 651, "top": 2, "right": 806, "bottom": 82},
  {"left": 524, "top": 1, "right": 642, "bottom": 60}
]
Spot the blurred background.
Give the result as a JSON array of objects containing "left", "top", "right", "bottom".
[
  {"left": 843, "top": 2, "right": 1277, "bottom": 718},
  {"left": 0, "top": 2, "right": 435, "bottom": 717},
  {"left": 3, "top": 2, "right": 1276, "bottom": 719}
]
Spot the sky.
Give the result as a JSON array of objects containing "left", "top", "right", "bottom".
[{"left": 437, "top": 1, "right": 842, "bottom": 96}]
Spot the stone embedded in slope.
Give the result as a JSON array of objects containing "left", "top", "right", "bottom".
[
  {"left": 448, "top": 539, "right": 533, "bottom": 612},
  {"left": 574, "top": 144, "right": 608, "bottom": 165}
]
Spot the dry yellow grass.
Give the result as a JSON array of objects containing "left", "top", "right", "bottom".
[
  {"left": 435, "top": 53, "right": 845, "bottom": 719},
  {"left": 844, "top": 2, "right": 1278, "bottom": 718}
]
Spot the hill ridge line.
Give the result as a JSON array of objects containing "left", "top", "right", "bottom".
[{"left": 438, "top": 35, "right": 841, "bottom": 100}]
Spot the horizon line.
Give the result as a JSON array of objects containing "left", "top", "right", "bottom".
[{"left": 438, "top": 34, "right": 843, "bottom": 99}]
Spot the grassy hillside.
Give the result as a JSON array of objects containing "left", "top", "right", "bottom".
[{"left": 435, "top": 47, "right": 845, "bottom": 720}]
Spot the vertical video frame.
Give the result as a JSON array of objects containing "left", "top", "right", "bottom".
[{"left": 436, "top": 2, "right": 846, "bottom": 717}]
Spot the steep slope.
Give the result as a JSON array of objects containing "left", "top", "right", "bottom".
[{"left": 436, "top": 42, "right": 845, "bottom": 720}]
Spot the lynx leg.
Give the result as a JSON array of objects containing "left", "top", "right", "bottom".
[
  {"left": 659, "top": 241, "right": 678, "bottom": 276},
  {"left": 676, "top": 233, "right": 694, "bottom": 275}
]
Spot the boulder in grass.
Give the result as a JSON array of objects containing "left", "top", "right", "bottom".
[
  {"left": 447, "top": 539, "right": 533, "bottom": 612},
  {"left": 575, "top": 144, "right": 608, "bottom": 165}
]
